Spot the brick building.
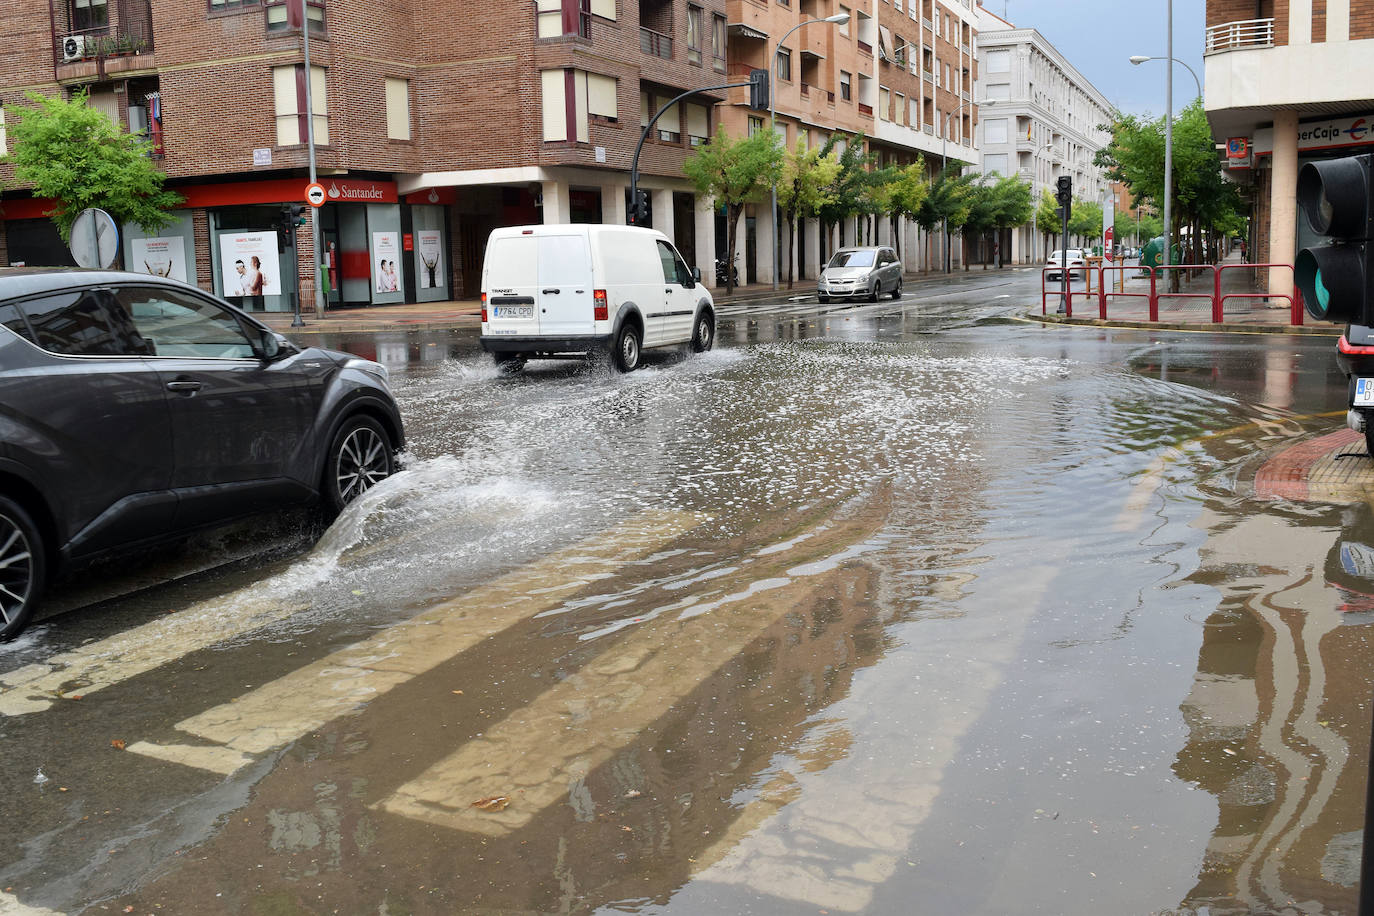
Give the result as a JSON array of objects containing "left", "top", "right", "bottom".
[
  {"left": 717, "top": 0, "right": 981, "bottom": 283},
  {"left": 1, "top": 0, "right": 728, "bottom": 311},
  {"left": 1205, "top": 0, "right": 1374, "bottom": 295}
]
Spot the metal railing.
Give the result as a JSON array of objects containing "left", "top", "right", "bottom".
[
  {"left": 858, "top": 102, "right": 873, "bottom": 116},
  {"left": 640, "top": 26, "right": 672, "bottom": 58},
  {"left": 1205, "top": 18, "right": 1275, "bottom": 53},
  {"left": 1043, "top": 261, "right": 1304, "bottom": 326}
]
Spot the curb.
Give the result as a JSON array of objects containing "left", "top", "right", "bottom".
[{"left": 1022, "top": 311, "right": 1343, "bottom": 336}]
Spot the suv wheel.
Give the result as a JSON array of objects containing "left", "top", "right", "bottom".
[
  {"left": 0, "top": 496, "right": 44, "bottom": 641},
  {"left": 325, "top": 416, "right": 395, "bottom": 514},
  {"left": 613, "top": 323, "right": 642, "bottom": 372}
]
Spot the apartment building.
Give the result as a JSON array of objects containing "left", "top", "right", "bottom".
[
  {"left": 718, "top": 0, "right": 981, "bottom": 281},
  {"left": 972, "top": 4, "right": 1111, "bottom": 264},
  {"left": 1205, "top": 0, "right": 1374, "bottom": 296},
  {"left": 1, "top": 0, "right": 728, "bottom": 310}
]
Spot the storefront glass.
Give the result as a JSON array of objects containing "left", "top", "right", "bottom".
[{"left": 210, "top": 206, "right": 295, "bottom": 312}]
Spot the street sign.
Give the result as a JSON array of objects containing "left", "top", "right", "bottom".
[
  {"left": 69, "top": 208, "right": 119, "bottom": 269},
  {"left": 305, "top": 182, "right": 326, "bottom": 208}
]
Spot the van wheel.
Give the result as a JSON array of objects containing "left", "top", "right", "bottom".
[
  {"left": 0, "top": 496, "right": 44, "bottom": 642},
  {"left": 493, "top": 353, "right": 525, "bottom": 374},
  {"left": 691, "top": 312, "right": 715, "bottom": 353},
  {"left": 613, "top": 323, "right": 642, "bottom": 372},
  {"left": 324, "top": 416, "right": 394, "bottom": 514}
]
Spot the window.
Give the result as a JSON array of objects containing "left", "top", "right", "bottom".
[
  {"left": 657, "top": 240, "right": 690, "bottom": 285},
  {"left": 984, "top": 117, "right": 1007, "bottom": 144},
  {"left": 590, "top": 0, "right": 613, "bottom": 17},
  {"left": 209, "top": 0, "right": 257, "bottom": 10},
  {"left": 115, "top": 287, "right": 257, "bottom": 359},
  {"left": 588, "top": 73, "right": 617, "bottom": 122},
  {"left": 985, "top": 82, "right": 1010, "bottom": 101},
  {"left": 71, "top": 0, "right": 108, "bottom": 31},
  {"left": 687, "top": 103, "right": 710, "bottom": 146},
  {"left": 687, "top": 5, "right": 702, "bottom": 65},
  {"left": 385, "top": 78, "right": 410, "bottom": 141},
  {"left": 711, "top": 14, "right": 726, "bottom": 70},
  {"left": 986, "top": 49, "right": 1010, "bottom": 73},
  {"left": 839, "top": 70, "right": 851, "bottom": 101},
  {"left": 984, "top": 153, "right": 1008, "bottom": 176},
  {"left": 879, "top": 87, "right": 889, "bottom": 120},
  {"left": 19, "top": 290, "right": 151, "bottom": 357},
  {"left": 777, "top": 48, "right": 791, "bottom": 82},
  {"left": 265, "top": 0, "right": 323, "bottom": 33},
  {"left": 748, "top": 116, "right": 763, "bottom": 136},
  {"left": 656, "top": 98, "right": 681, "bottom": 142},
  {"left": 272, "top": 65, "right": 328, "bottom": 146},
  {"left": 838, "top": 5, "right": 849, "bottom": 35},
  {"left": 543, "top": 69, "right": 589, "bottom": 142},
  {"left": 535, "top": 0, "right": 591, "bottom": 38},
  {"left": 894, "top": 92, "right": 905, "bottom": 125}
]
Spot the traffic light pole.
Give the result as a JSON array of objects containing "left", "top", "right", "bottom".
[
  {"left": 1060, "top": 202, "right": 1070, "bottom": 313},
  {"left": 628, "top": 74, "right": 762, "bottom": 227}
]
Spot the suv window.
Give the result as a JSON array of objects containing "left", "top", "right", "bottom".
[
  {"left": 19, "top": 289, "right": 155, "bottom": 357},
  {"left": 0, "top": 303, "right": 34, "bottom": 344},
  {"left": 115, "top": 287, "right": 258, "bottom": 359}
]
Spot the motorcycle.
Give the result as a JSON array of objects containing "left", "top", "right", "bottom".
[
  {"left": 1336, "top": 324, "right": 1374, "bottom": 456},
  {"left": 715, "top": 253, "right": 741, "bottom": 287}
]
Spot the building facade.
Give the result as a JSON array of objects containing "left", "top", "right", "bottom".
[
  {"left": 1205, "top": 0, "right": 1374, "bottom": 295},
  {"left": 1, "top": 0, "right": 730, "bottom": 310},
  {"left": 972, "top": 4, "right": 1111, "bottom": 264},
  {"left": 718, "top": 0, "right": 981, "bottom": 282}
]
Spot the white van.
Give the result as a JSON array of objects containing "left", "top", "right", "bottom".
[{"left": 479, "top": 225, "right": 715, "bottom": 372}]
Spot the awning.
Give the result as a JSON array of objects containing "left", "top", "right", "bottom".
[
  {"left": 728, "top": 22, "right": 767, "bottom": 41},
  {"left": 800, "top": 47, "right": 825, "bottom": 60},
  {"left": 877, "top": 25, "right": 893, "bottom": 56}
]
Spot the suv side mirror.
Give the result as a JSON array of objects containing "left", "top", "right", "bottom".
[{"left": 254, "top": 329, "right": 293, "bottom": 361}]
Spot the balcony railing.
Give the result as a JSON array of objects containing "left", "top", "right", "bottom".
[
  {"left": 858, "top": 102, "right": 873, "bottom": 116},
  {"left": 1205, "top": 17, "right": 1274, "bottom": 53},
  {"left": 641, "top": 26, "right": 672, "bottom": 58},
  {"left": 800, "top": 82, "right": 810, "bottom": 97},
  {"left": 51, "top": 0, "right": 154, "bottom": 67},
  {"left": 857, "top": 40, "right": 872, "bottom": 55}
]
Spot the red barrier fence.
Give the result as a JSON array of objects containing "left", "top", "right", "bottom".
[{"left": 1042, "top": 263, "right": 1304, "bottom": 327}]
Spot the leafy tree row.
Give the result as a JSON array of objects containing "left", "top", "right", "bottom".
[{"left": 684, "top": 126, "right": 1036, "bottom": 292}]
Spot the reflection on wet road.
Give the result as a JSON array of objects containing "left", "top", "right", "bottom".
[{"left": 1, "top": 280, "right": 1369, "bottom": 915}]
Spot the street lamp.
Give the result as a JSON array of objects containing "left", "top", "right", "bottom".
[
  {"left": 769, "top": 12, "right": 849, "bottom": 290},
  {"left": 1128, "top": 55, "right": 1201, "bottom": 99}
]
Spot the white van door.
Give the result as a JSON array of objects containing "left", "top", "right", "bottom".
[
  {"left": 537, "top": 233, "right": 595, "bottom": 338},
  {"left": 484, "top": 234, "right": 540, "bottom": 334},
  {"left": 655, "top": 239, "right": 697, "bottom": 344}
]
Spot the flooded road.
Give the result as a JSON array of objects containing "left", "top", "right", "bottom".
[{"left": 1, "top": 279, "right": 1368, "bottom": 915}]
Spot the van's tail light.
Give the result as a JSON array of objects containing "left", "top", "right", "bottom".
[
  {"left": 480, "top": 292, "right": 487, "bottom": 323},
  {"left": 593, "top": 289, "right": 608, "bottom": 321}
]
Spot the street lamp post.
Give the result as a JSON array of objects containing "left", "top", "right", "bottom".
[
  {"left": 940, "top": 97, "right": 981, "bottom": 272},
  {"left": 770, "top": 12, "right": 849, "bottom": 290}
]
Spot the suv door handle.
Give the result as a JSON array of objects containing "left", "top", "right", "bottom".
[
  {"left": 165, "top": 379, "right": 202, "bottom": 393},
  {"left": 542, "top": 288, "right": 560, "bottom": 295}
]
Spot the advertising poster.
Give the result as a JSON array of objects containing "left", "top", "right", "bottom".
[
  {"left": 132, "top": 236, "right": 187, "bottom": 283},
  {"left": 373, "top": 232, "right": 400, "bottom": 293},
  {"left": 416, "top": 231, "right": 443, "bottom": 289},
  {"left": 218, "top": 232, "right": 280, "bottom": 300}
]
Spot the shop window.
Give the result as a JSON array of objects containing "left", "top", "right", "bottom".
[
  {"left": 385, "top": 77, "right": 410, "bottom": 140},
  {"left": 272, "top": 64, "right": 328, "bottom": 146}
]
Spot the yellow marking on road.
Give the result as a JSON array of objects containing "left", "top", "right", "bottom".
[
  {"left": 373, "top": 512, "right": 888, "bottom": 837},
  {"left": 1114, "top": 411, "right": 1345, "bottom": 531},
  {"left": 127, "top": 510, "right": 705, "bottom": 773}
]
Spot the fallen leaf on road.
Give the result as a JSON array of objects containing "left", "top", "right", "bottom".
[
  {"left": 452, "top": 690, "right": 464, "bottom": 695},
  {"left": 110, "top": 739, "right": 126, "bottom": 750},
  {"left": 471, "top": 796, "right": 510, "bottom": 812},
  {"left": 625, "top": 790, "right": 642, "bottom": 799}
]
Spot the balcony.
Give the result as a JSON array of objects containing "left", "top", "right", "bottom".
[
  {"left": 51, "top": 0, "right": 154, "bottom": 73},
  {"left": 641, "top": 26, "right": 672, "bottom": 59},
  {"left": 1205, "top": 18, "right": 1274, "bottom": 53},
  {"left": 858, "top": 102, "right": 873, "bottom": 116},
  {"left": 857, "top": 40, "right": 872, "bottom": 55}
]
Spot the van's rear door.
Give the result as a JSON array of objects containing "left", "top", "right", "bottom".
[
  {"left": 484, "top": 234, "right": 539, "bottom": 334},
  {"left": 537, "top": 234, "right": 595, "bottom": 338}
]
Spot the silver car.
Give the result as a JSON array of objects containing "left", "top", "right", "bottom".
[{"left": 817, "top": 246, "right": 903, "bottom": 302}]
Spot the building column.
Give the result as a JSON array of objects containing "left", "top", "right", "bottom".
[
  {"left": 733, "top": 208, "right": 747, "bottom": 284},
  {"left": 651, "top": 188, "right": 674, "bottom": 243},
  {"left": 694, "top": 195, "right": 716, "bottom": 288},
  {"left": 1010, "top": 224, "right": 1022, "bottom": 266},
  {"left": 803, "top": 218, "right": 820, "bottom": 282},
  {"left": 602, "top": 182, "right": 626, "bottom": 225},
  {"left": 1268, "top": 109, "right": 1299, "bottom": 297},
  {"left": 756, "top": 204, "right": 776, "bottom": 286},
  {"left": 541, "top": 180, "right": 570, "bottom": 225},
  {"left": 903, "top": 218, "right": 918, "bottom": 271}
]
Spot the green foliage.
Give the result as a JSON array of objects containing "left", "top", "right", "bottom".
[
  {"left": 815, "top": 133, "right": 879, "bottom": 229},
  {"left": 683, "top": 125, "right": 783, "bottom": 292},
  {"left": 989, "top": 175, "right": 1033, "bottom": 231},
  {"left": 777, "top": 140, "right": 841, "bottom": 287},
  {"left": 882, "top": 159, "right": 930, "bottom": 220},
  {"left": 1035, "top": 189, "right": 1061, "bottom": 233},
  {"left": 1069, "top": 197, "right": 1103, "bottom": 242},
  {"left": 915, "top": 164, "right": 974, "bottom": 233},
  {"left": 3, "top": 90, "right": 182, "bottom": 242}
]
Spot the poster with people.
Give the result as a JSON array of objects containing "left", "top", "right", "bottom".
[
  {"left": 218, "top": 232, "right": 280, "bottom": 304},
  {"left": 416, "top": 231, "right": 443, "bottom": 289},
  {"left": 373, "top": 232, "right": 400, "bottom": 294},
  {"left": 131, "top": 236, "right": 187, "bottom": 283}
]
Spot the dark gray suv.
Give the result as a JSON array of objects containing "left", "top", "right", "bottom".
[{"left": 0, "top": 268, "right": 405, "bottom": 640}]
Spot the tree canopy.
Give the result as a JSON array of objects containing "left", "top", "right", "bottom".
[
  {"left": 3, "top": 90, "right": 182, "bottom": 242},
  {"left": 683, "top": 126, "right": 783, "bottom": 292}
]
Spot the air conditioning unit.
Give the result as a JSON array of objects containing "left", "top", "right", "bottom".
[{"left": 58, "top": 34, "right": 91, "bottom": 63}]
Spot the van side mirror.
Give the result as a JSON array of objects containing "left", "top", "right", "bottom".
[{"left": 692, "top": 266, "right": 701, "bottom": 283}]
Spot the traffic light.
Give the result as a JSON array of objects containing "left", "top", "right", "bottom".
[
  {"left": 1295, "top": 153, "right": 1373, "bottom": 324},
  {"left": 748, "top": 68, "right": 769, "bottom": 111},
  {"left": 629, "top": 189, "right": 649, "bottom": 224},
  {"left": 287, "top": 203, "right": 306, "bottom": 227},
  {"left": 1056, "top": 175, "right": 1072, "bottom": 215}
]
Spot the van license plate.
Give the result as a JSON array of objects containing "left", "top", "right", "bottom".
[
  {"left": 494, "top": 306, "right": 533, "bottom": 319},
  {"left": 1356, "top": 378, "right": 1374, "bottom": 406}
]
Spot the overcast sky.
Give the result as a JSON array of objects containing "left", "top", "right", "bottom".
[{"left": 981, "top": 0, "right": 1206, "bottom": 118}]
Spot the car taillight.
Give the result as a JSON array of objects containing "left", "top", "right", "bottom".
[
  {"left": 1339, "top": 335, "right": 1374, "bottom": 356},
  {"left": 481, "top": 292, "right": 487, "bottom": 323},
  {"left": 594, "top": 289, "right": 608, "bottom": 321}
]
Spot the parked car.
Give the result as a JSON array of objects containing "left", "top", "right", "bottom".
[
  {"left": 817, "top": 247, "right": 903, "bottom": 303},
  {"left": 0, "top": 268, "right": 404, "bottom": 640},
  {"left": 1045, "top": 248, "right": 1087, "bottom": 280},
  {"left": 479, "top": 224, "right": 715, "bottom": 373}
]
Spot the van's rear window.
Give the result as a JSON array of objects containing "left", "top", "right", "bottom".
[{"left": 485, "top": 237, "right": 539, "bottom": 289}]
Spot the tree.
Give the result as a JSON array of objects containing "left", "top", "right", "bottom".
[
  {"left": 816, "top": 133, "right": 878, "bottom": 256},
  {"left": 879, "top": 159, "right": 929, "bottom": 263},
  {"left": 1068, "top": 198, "right": 1102, "bottom": 249},
  {"left": 1035, "top": 189, "right": 1062, "bottom": 257},
  {"left": 915, "top": 165, "right": 974, "bottom": 273},
  {"left": 988, "top": 175, "right": 1033, "bottom": 268},
  {"left": 683, "top": 126, "right": 784, "bottom": 294},
  {"left": 3, "top": 90, "right": 182, "bottom": 244},
  {"left": 776, "top": 141, "right": 841, "bottom": 289}
]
